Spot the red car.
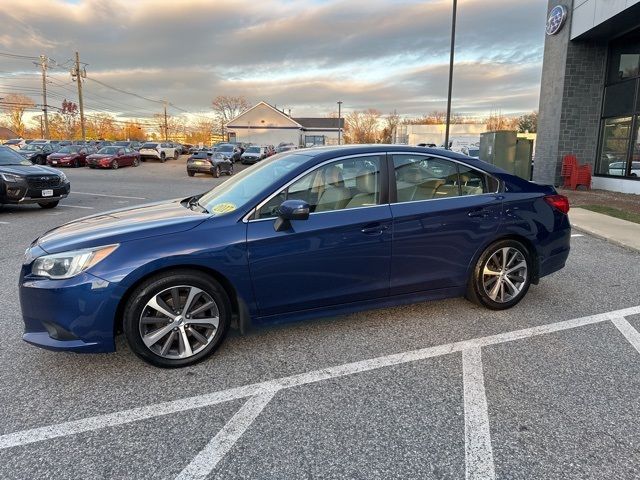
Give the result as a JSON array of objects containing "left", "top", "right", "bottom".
[
  {"left": 86, "top": 146, "right": 140, "bottom": 169},
  {"left": 46, "top": 145, "right": 91, "bottom": 168}
]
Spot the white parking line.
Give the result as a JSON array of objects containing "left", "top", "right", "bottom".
[
  {"left": 1, "top": 304, "right": 640, "bottom": 470},
  {"left": 175, "top": 390, "right": 278, "bottom": 480},
  {"left": 611, "top": 317, "right": 640, "bottom": 355},
  {"left": 0, "top": 221, "right": 9, "bottom": 225},
  {"left": 463, "top": 348, "right": 495, "bottom": 480},
  {"left": 59, "top": 204, "right": 94, "bottom": 210},
  {"left": 72, "top": 191, "right": 147, "bottom": 200},
  {"left": 571, "top": 234, "right": 584, "bottom": 238}
]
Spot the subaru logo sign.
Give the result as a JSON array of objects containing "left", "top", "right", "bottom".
[{"left": 546, "top": 5, "right": 567, "bottom": 36}]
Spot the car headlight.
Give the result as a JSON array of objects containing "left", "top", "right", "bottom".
[
  {"left": 31, "top": 244, "right": 118, "bottom": 279},
  {"left": 0, "top": 173, "right": 21, "bottom": 183},
  {"left": 58, "top": 172, "right": 67, "bottom": 182}
]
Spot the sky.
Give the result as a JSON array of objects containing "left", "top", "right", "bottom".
[{"left": 0, "top": 0, "right": 548, "bottom": 121}]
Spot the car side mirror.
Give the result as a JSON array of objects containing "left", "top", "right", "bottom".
[{"left": 274, "top": 199, "right": 310, "bottom": 232}]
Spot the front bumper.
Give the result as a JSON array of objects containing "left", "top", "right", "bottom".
[
  {"left": 20, "top": 263, "right": 123, "bottom": 353},
  {"left": 1, "top": 181, "right": 70, "bottom": 204}
]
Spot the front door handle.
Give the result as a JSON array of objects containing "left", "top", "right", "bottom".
[
  {"left": 361, "top": 223, "right": 388, "bottom": 235},
  {"left": 468, "top": 208, "right": 490, "bottom": 218}
]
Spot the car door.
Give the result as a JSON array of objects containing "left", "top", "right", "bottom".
[
  {"left": 389, "top": 153, "right": 503, "bottom": 295},
  {"left": 246, "top": 154, "right": 392, "bottom": 317}
]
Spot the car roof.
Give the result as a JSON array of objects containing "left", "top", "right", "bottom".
[{"left": 299, "top": 144, "right": 502, "bottom": 174}]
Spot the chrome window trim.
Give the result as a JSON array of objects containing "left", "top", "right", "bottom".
[{"left": 242, "top": 152, "right": 385, "bottom": 223}]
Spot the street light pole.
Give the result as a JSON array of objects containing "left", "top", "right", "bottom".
[
  {"left": 444, "top": 0, "right": 457, "bottom": 150},
  {"left": 337, "top": 101, "right": 343, "bottom": 145}
]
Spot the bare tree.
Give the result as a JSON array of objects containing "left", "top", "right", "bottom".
[
  {"left": 517, "top": 111, "right": 538, "bottom": 133},
  {"left": 485, "top": 112, "right": 518, "bottom": 131},
  {"left": 343, "top": 109, "right": 382, "bottom": 144},
  {"left": 381, "top": 111, "right": 401, "bottom": 143},
  {"left": 1, "top": 93, "right": 35, "bottom": 136},
  {"left": 211, "top": 95, "right": 250, "bottom": 126},
  {"left": 405, "top": 111, "right": 464, "bottom": 125}
]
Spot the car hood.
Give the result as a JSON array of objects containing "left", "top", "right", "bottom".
[
  {"left": 0, "top": 164, "right": 60, "bottom": 176},
  {"left": 87, "top": 154, "right": 114, "bottom": 159},
  {"left": 37, "top": 198, "right": 208, "bottom": 253}
]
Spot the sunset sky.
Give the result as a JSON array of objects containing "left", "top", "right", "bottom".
[{"left": 0, "top": 0, "right": 548, "bottom": 120}]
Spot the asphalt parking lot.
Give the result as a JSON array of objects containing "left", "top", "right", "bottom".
[{"left": 1, "top": 157, "right": 640, "bottom": 480}]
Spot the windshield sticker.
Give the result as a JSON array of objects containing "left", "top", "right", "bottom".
[{"left": 211, "top": 202, "right": 237, "bottom": 214}]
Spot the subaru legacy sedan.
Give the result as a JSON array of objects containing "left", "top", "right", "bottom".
[{"left": 19, "top": 146, "right": 570, "bottom": 368}]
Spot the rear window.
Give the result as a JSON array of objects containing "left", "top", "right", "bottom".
[
  {"left": 5, "top": 139, "right": 21, "bottom": 145},
  {"left": 192, "top": 152, "right": 210, "bottom": 159},
  {"left": 217, "top": 145, "right": 234, "bottom": 152},
  {"left": 142, "top": 143, "right": 158, "bottom": 149}
]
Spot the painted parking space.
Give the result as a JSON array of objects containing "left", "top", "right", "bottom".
[{"left": 1, "top": 305, "right": 639, "bottom": 479}]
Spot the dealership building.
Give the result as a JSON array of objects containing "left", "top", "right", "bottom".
[{"left": 535, "top": 0, "right": 640, "bottom": 193}]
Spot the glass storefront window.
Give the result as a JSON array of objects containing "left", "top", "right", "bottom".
[
  {"left": 632, "top": 124, "right": 640, "bottom": 178},
  {"left": 597, "top": 117, "right": 632, "bottom": 176}
]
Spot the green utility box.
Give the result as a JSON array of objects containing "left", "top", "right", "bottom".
[{"left": 480, "top": 131, "right": 533, "bottom": 180}]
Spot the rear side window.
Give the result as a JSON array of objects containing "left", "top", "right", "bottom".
[{"left": 392, "top": 154, "right": 497, "bottom": 202}]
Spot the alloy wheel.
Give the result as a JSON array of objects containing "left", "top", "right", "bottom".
[
  {"left": 481, "top": 247, "right": 528, "bottom": 303},
  {"left": 138, "top": 285, "right": 220, "bottom": 359}
]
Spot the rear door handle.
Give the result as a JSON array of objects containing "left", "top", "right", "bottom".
[
  {"left": 468, "top": 208, "right": 490, "bottom": 218},
  {"left": 361, "top": 223, "right": 388, "bottom": 235}
]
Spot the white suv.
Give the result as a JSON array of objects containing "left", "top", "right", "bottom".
[{"left": 139, "top": 142, "right": 178, "bottom": 163}]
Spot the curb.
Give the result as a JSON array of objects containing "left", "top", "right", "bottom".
[{"left": 571, "top": 223, "right": 640, "bottom": 254}]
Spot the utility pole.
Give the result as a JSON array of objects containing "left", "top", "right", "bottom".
[
  {"left": 444, "top": 0, "right": 457, "bottom": 150},
  {"left": 72, "top": 51, "right": 87, "bottom": 141},
  {"left": 39, "top": 55, "right": 50, "bottom": 139},
  {"left": 163, "top": 101, "right": 168, "bottom": 141},
  {"left": 337, "top": 101, "right": 343, "bottom": 145}
]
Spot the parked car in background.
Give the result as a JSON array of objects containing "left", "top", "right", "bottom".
[
  {"left": 139, "top": 142, "right": 178, "bottom": 162},
  {"left": 113, "top": 140, "right": 142, "bottom": 151},
  {"left": 5, "top": 139, "right": 26, "bottom": 151},
  {"left": 241, "top": 145, "right": 267, "bottom": 164},
  {"left": 86, "top": 146, "right": 140, "bottom": 169},
  {"left": 608, "top": 161, "right": 640, "bottom": 177},
  {"left": 46, "top": 145, "right": 92, "bottom": 168},
  {"left": 17, "top": 143, "right": 54, "bottom": 165},
  {"left": 0, "top": 146, "right": 70, "bottom": 209},
  {"left": 276, "top": 143, "right": 298, "bottom": 153},
  {"left": 187, "top": 151, "right": 234, "bottom": 178},
  {"left": 215, "top": 143, "right": 242, "bottom": 162},
  {"left": 265, "top": 145, "right": 276, "bottom": 157},
  {"left": 17, "top": 145, "right": 571, "bottom": 367}
]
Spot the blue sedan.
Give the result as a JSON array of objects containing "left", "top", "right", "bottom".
[{"left": 19, "top": 146, "right": 570, "bottom": 367}]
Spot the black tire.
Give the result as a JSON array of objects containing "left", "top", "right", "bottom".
[
  {"left": 212, "top": 166, "right": 220, "bottom": 178},
  {"left": 112, "top": 160, "right": 119, "bottom": 169},
  {"left": 187, "top": 170, "right": 195, "bottom": 177},
  {"left": 228, "top": 164, "right": 234, "bottom": 176},
  {"left": 160, "top": 152, "right": 166, "bottom": 163},
  {"left": 38, "top": 201, "right": 59, "bottom": 209},
  {"left": 73, "top": 159, "right": 79, "bottom": 168},
  {"left": 122, "top": 270, "right": 231, "bottom": 368},
  {"left": 133, "top": 158, "right": 140, "bottom": 167},
  {"left": 89, "top": 165, "right": 95, "bottom": 169},
  {"left": 465, "top": 239, "right": 532, "bottom": 310},
  {"left": 174, "top": 151, "right": 179, "bottom": 160}
]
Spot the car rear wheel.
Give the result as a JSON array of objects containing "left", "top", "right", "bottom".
[
  {"left": 187, "top": 170, "right": 195, "bottom": 177},
  {"left": 212, "top": 166, "right": 221, "bottom": 178},
  {"left": 112, "top": 160, "right": 119, "bottom": 169},
  {"left": 73, "top": 159, "right": 79, "bottom": 168},
  {"left": 228, "top": 164, "right": 234, "bottom": 175},
  {"left": 160, "top": 152, "right": 166, "bottom": 163},
  {"left": 174, "top": 151, "right": 179, "bottom": 160},
  {"left": 123, "top": 271, "right": 230, "bottom": 368},
  {"left": 38, "top": 201, "right": 59, "bottom": 209},
  {"left": 466, "top": 239, "right": 531, "bottom": 310},
  {"left": 133, "top": 158, "right": 140, "bottom": 167}
]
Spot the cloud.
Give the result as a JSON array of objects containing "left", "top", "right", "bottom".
[{"left": 0, "top": 0, "right": 547, "bottom": 119}]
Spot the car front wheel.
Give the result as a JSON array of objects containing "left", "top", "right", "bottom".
[
  {"left": 123, "top": 270, "right": 230, "bottom": 368},
  {"left": 466, "top": 239, "right": 531, "bottom": 310}
]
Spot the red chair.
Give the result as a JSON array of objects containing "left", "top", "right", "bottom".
[{"left": 560, "top": 154, "right": 591, "bottom": 190}]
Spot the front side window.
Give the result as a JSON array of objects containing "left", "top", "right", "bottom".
[
  {"left": 393, "top": 154, "right": 495, "bottom": 202},
  {"left": 256, "top": 156, "right": 382, "bottom": 219}
]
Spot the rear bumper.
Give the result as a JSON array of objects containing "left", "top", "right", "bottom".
[{"left": 187, "top": 164, "right": 214, "bottom": 173}]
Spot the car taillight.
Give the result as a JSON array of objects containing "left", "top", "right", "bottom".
[{"left": 543, "top": 194, "right": 570, "bottom": 214}]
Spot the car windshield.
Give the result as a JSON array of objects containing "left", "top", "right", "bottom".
[
  {"left": 198, "top": 153, "right": 307, "bottom": 215},
  {"left": 246, "top": 147, "right": 260, "bottom": 153},
  {"left": 142, "top": 143, "right": 158, "bottom": 149},
  {"left": 98, "top": 147, "right": 118, "bottom": 155},
  {"left": 57, "top": 146, "right": 80, "bottom": 154},
  {"left": 21, "top": 144, "right": 42, "bottom": 152},
  {"left": 217, "top": 145, "right": 234, "bottom": 152},
  {"left": 0, "top": 146, "right": 32, "bottom": 166}
]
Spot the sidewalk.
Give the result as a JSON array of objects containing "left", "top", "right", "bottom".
[{"left": 569, "top": 207, "right": 640, "bottom": 253}]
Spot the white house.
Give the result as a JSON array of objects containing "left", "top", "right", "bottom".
[{"left": 226, "top": 101, "right": 343, "bottom": 147}]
